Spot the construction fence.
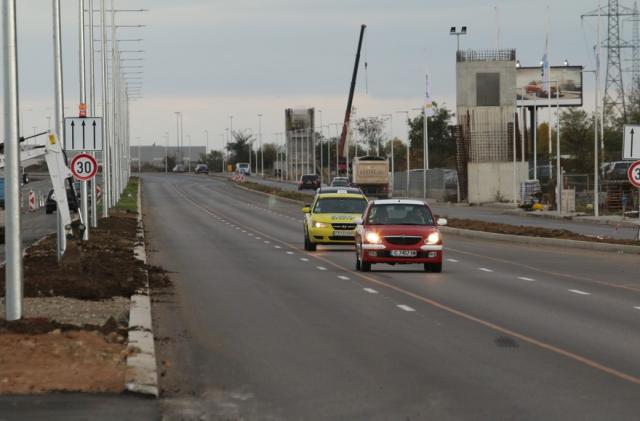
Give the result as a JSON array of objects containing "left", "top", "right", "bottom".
[{"left": 392, "top": 168, "right": 459, "bottom": 202}]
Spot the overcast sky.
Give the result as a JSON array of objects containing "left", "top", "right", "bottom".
[{"left": 0, "top": 0, "right": 622, "bottom": 150}]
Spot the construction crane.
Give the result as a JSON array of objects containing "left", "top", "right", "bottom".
[
  {"left": 0, "top": 132, "right": 77, "bottom": 236},
  {"left": 337, "top": 24, "right": 366, "bottom": 176}
]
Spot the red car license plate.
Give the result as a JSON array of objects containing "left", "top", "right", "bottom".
[{"left": 390, "top": 250, "right": 417, "bottom": 257}]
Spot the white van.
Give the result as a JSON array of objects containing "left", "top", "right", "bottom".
[{"left": 236, "top": 163, "right": 250, "bottom": 175}]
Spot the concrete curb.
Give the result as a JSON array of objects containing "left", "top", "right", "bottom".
[
  {"left": 125, "top": 180, "right": 159, "bottom": 397},
  {"left": 440, "top": 226, "right": 640, "bottom": 254}
]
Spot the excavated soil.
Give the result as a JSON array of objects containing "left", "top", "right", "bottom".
[
  {"left": 445, "top": 217, "right": 640, "bottom": 246},
  {"left": 0, "top": 211, "right": 146, "bottom": 300},
  {"left": 0, "top": 330, "right": 128, "bottom": 394},
  {"left": 0, "top": 210, "right": 149, "bottom": 394}
]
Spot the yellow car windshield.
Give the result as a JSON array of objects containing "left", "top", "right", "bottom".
[{"left": 313, "top": 198, "right": 368, "bottom": 214}]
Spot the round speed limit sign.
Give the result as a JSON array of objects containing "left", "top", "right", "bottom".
[
  {"left": 70, "top": 153, "right": 98, "bottom": 181},
  {"left": 628, "top": 160, "right": 640, "bottom": 188}
]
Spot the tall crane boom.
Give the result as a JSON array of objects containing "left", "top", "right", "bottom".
[{"left": 337, "top": 24, "right": 366, "bottom": 175}]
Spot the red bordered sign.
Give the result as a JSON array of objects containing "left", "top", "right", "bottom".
[
  {"left": 628, "top": 160, "right": 640, "bottom": 188},
  {"left": 70, "top": 153, "right": 98, "bottom": 181}
]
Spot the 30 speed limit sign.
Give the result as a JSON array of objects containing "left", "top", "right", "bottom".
[
  {"left": 70, "top": 153, "right": 98, "bottom": 181},
  {"left": 628, "top": 160, "right": 640, "bottom": 188}
]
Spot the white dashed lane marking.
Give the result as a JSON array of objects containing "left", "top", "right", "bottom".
[
  {"left": 569, "top": 289, "right": 591, "bottom": 296},
  {"left": 338, "top": 275, "right": 350, "bottom": 280},
  {"left": 300, "top": 258, "right": 309, "bottom": 262},
  {"left": 479, "top": 267, "right": 493, "bottom": 272},
  {"left": 517, "top": 276, "right": 536, "bottom": 282},
  {"left": 635, "top": 306, "right": 640, "bottom": 310},
  {"left": 286, "top": 251, "right": 294, "bottom": 255},
  {"left": 316, "top": 266, "right": 327, "bottom": 271},
  {"left": 274, "top": 245, "right": 282, "bottom": 249},
  {"left": 363, "top": 288, "right": 378, "bottom": 294},
  {"left": 397, "top": 304, "right": 416, "bottom": 312},
  {"left": 264, "top": 240, "right": 270, "bottom": 244},
  {"left": 446, "top": 258, "right": 459, "bottom": 263}
]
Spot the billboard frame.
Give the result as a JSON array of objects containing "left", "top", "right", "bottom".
[{"left": 516, "top": 65, "right": 583, "bottom": 108}]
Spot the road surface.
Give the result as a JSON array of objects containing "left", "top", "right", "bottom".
[{"left": 144, "top": 173, "right": 640, "bottom": 420}]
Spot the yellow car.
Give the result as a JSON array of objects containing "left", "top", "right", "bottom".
[{"left": 303, "top": 187, "right": 369, "bottom": 251}]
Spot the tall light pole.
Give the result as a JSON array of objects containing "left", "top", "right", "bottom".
[
  {"left": 396, "top": 111, "right": 410, "bottom": 197},
  {"left": 204, "top": 129, "right": 209, "bottom": 156},
  {"left": 382, "top": 114, "right": 393, "bottom": 194},
  {"left": 258, "top": 114, "right": 263, "bottom": 177},
  {"left": 79, "top": 0, "right": 90, "bottom": 241},
  {"left": 186, "top": 134, "right": 191, "bottom": 172},
  {"left": 100, "top": 0, "right": 110, "bottom": 217},
  {"left": 174, "top": 111, "right": 181, "bottom": 166},
  {"left": 136, "top": 136, "right": 141, "bottom": 174},
  {"left": 219, "top": 133, "right": 225, "bottom": 172},
  {"left": 164, "top": 131, "right": 169, "bottom": 173},
  {"left": 3, "top": 0, "right": 23, "bottom": 320},
  {"left": 449, "top": 26, "right": 468, "bottom": 51},
  {"left": 54, "top": 0, "right": 67, "bottom": 260}
]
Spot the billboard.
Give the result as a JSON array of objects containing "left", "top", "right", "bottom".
[{"left": 516, "top": 66, "right": 583, "bottom": 107}]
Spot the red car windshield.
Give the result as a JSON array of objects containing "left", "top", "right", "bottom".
[{"left": 366, "top": 204, "right": 434, "bottom": 225}]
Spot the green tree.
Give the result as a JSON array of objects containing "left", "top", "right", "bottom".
[
  {"left": 407, "top": 103, "right": 455, "bottom": 169},
  {"left": 200, "top": 150, "right": 224, "bottom": 172},
  {"left": 559, "top": 108, "right": 594, "bottom": 173},
  {"left": 226, "top": 131, "right": 254, "bottom": 164},
  {"left": 355, "top": 117, "right": 387, "bottom": 156},
  {"left": 383, "top": 138, "right": 407, "bottom": 171}
]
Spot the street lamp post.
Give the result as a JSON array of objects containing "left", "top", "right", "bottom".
[
  {"left": 258, "top": 114, "right": 263, "bottom": 177},
  {"left": 382, "top": 114, "right": 393, "bottom": 194},
  {"left": 396, "top": 111, "right": 410, "bottom": 197},
  {"left": 164, "top": 131, "right": 169, "bottom": 173},
  {"left": 449, "top": 26, "right": 468, "bottom": 51}
]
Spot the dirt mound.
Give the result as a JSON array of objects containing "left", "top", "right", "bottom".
[
  {"left": 0, "top": 212, "right": 147, "bottom": 300},
  {"left": 0, "top": 316, "right": 124, "bottom": 336}
]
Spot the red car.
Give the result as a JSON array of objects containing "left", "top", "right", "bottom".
[{"left": 354, "top": 199, "right": 447, "bottom": 273}]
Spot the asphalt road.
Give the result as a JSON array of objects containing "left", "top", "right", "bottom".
[
  {"left": 233, "top": 174, "right": 639, "bottom": 240},
  {"left": 144, "top": 173, "right": 640, "bottom": 420}
]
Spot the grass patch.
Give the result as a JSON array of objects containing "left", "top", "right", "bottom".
[{"left": 114, "top": 177, "right": 139, "bottom": 213}]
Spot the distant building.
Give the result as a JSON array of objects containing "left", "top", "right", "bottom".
[
  {"left": 130, "top": 144, "right": 206, "bottom": 168},
  {"left": 285, "top": 108, "right": 315, "bottom": 180},
  {"left": 454, "top": 49, "right": 527, "bottom": 204}
]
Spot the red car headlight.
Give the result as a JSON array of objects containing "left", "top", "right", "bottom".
[
  {"left": 425, "top": 232, "right": 441, "bottom": 245},
  {"left": 365, "top": 231, "right": 382, "bottom": 244}
]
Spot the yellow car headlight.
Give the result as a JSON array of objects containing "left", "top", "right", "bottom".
[
  {"left": 313, "top": 221, "right": 330, "bottom": 229},
  {"left": 365, "top": 231, "right": 382, "bottom": 244},
  {"left": 425, "top": 232, "right": 441, "bottom": 245}
]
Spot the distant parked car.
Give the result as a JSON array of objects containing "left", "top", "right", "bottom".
[
  {"left": 172, "top": 164, "right": 186, "bottom": 173},
  {"left": 603, "top": 161, "right": 633, "bottom": 181},
  {"left": 45, "top": 187, "right": 79, "bottom": 214},
  {"left": 195, "top": 164, "right": 209, "bottom": 174},
  {"left": 298, "top": 174, "right": 320, "bottom": 190}
]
